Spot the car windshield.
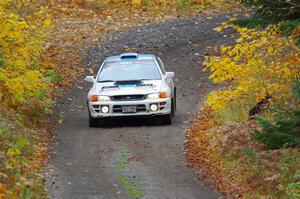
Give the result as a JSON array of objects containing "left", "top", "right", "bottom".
[{"left": 97, "top": 60, "right": 161, "bottom": 82}]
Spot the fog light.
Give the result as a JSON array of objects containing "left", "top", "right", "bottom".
[
  {"left": 150, "top": 104, "right": 158, "bottom": 112},
  {"left": 101, "top": 106, "right": 109, "bottom": 113}
]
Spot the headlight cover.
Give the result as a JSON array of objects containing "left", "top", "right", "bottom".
[
  {"left": 91, "top": 95, "right": 111, "bottom": 102},
  {"left": 146, "top": 93, "right": 159, "bottom": 100},
  {"left": 98, "top": 95, "right": 111, "bottom": 101},
  {"left": 146, "top": 92, "right": 167, "bottom": 100}
]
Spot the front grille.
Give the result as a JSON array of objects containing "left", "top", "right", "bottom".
[
  {"left": 112, "top": 95, "right": 145, "bottom": 101},
  {"left": 113, "top": 105, "right": 146, "bottom": 113}
]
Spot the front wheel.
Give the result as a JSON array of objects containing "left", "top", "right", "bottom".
[
  {"left": 89, "top": 114, "right": 100, "bottom": 127},
  {"left": 161, "top": 100, "right": 174, "bottom": 125},
  {"left": 171, "top": 97, "right": 175, "bottom": 118},
  {"left": 161, "top": 114, "right": 172, "bottom": 125},
  {"left": 173, "top": 87, "right": 177, "bottom": 112}
]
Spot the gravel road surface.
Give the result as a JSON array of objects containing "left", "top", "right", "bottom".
[{"left": 46, "top": 14, "right": 234, "bottom": 199}]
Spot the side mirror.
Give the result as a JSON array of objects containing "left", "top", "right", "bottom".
[
  {"left": 166, "top": 72, "right": 175, "bottom": 79},
  {"left": 84, "top": 76, "right": 95, "bottom": 83}
]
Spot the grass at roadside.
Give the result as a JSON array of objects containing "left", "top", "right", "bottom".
[
  {"left": 186, "top": 106, "right": 300, "bottom": 198},
  {"left": 0, "top": 113, "right": 49, "bottom": 198}
]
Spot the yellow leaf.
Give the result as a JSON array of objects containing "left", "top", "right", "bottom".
[
  {"left": 229, "top": 17, "right": 237, "bottom": 22},
  {"left": 132, "top": 0, "right": 142, "bottom": 6},
  {"left": 214, "top": 27, "right": 222, "bottom": 32},
  {"left": 236, "top": 38, "right": 243, "bottom": 43}
]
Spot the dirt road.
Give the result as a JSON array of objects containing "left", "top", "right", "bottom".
[{"left": 46, "top": 14, "right": 233, "bottom": 199}]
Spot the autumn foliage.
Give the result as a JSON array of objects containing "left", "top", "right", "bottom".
[
  {"left": 0, "top": 0, "right": 54, "bottom": 116},
  {"left": 205, "top": 23, "right": 300, "bottom": 112},
  {"left": 186, "top": 5, "right": 300, "bottom": 198},
  {"left": 2, "top": 0, "right": 298, "bottom": 198},
  {"left": 0, "top": 1, "right": 53, "bottom": 197}
]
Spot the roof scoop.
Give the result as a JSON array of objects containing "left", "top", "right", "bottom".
[{"left": 120, "top": 53, "right": 138, "bottom": 59}]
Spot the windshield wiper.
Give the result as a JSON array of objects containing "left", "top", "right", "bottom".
[{"left": 98, "top": 80, "right": 116, "bottom": 83}]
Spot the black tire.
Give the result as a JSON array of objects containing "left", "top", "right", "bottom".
[
  {"left": 171, "top": 97, "right": 175, "bottom": 118},
  {"left": 161, "top": 100, "right": 174, "bottom": 125},
  {"left": 161, "top": 114, "right": 172, "bottom": 125},
  {"left": 89, "top": 114, "right": 99, "bottom": 127},
  {"left": 174, "top": 87, "right": 177, "bottom": 112}
]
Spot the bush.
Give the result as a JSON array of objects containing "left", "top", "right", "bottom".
[
  {"left": 0, "top": 0, "right": 52, "bottom": 112},
  {"left": 0, "top": 115, "right": 45, "bottom": 198},
  {"left": 252, "top": 82, "right": 300, "bottom": 150},
  {"left": 240, "top": 0, "right": 300, "bottom": 27},
  {"left": 235, "top": 0, "right": 300, "bottom": 44},
  {"left": 252, "top": 113, "right": 300, "bottom": 149}
]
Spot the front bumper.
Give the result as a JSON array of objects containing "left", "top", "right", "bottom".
[{"left": 88, "top": 98, "right": 172, "bottom": 118}]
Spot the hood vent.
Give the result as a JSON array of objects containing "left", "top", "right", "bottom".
[
  {"left": 115, "top": 80, "right": 142, "bottom": 85},
  {"left": 102, "top": 85, "right": 119, "bottom": 90},
  {"left": 136, "top": 83, "right": 153, "bottom": 87}
]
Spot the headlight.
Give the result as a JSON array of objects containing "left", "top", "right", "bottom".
[
  {"left": 146, "top": 93, "right": 159, "bottom": 100},
  {"left": 98, "top": 95, "right": 111, "bottom": 101},
  {"left": 146, "top": 92, "right": 167, "bottom": 100},
  {"left": 91, "top": 95, "right": 111, "bottom": 102}
]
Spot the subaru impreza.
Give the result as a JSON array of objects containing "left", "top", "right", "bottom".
[{"left": 85, "top": 53, "right": 176, "bottom": 127}]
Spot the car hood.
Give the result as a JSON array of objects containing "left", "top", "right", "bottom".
[{"left": 94, "top": 80, "right": 162, "bottom": 96}]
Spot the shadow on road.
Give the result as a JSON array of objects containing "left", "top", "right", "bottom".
[{"left": 96, "top": 116, "right": 169, "bottom": 128}]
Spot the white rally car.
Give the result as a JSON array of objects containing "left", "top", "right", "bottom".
[{"left": 85, "top": 53, "right": 176, "bottom": 127}]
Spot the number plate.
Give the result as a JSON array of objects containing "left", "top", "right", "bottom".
[{"left": 122, "top": 106, "right": 137, "bottom": 113}]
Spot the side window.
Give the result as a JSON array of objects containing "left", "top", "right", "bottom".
[{"left": 157, "top": 57, "right": 166, "bottom": 74}]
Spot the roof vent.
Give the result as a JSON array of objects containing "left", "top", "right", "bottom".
[{"left": 120, "top": 53, "right": 138, "bottom": 59}]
